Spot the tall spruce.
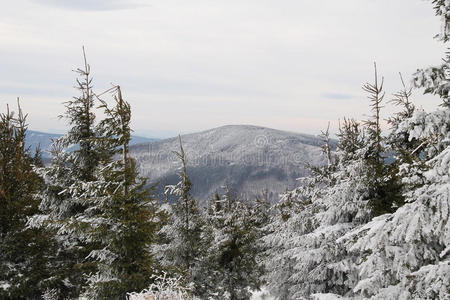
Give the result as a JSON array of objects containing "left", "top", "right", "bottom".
[
  {"left": 263, "top": 119, "right": 373, "bottom": 298},
  {"left": 204, "top": 187, "right": 264, "bottom": 300},
  {"left": 155, "top": 136, "right": 205, "bottom": 296},
  {"left": 28, "top": 48, "right": 107, "bottom": 298},
  {"left": 362, "top": 64, "right": 404, "bottom": 216},
  {"left": 338, "top": 97, "right": 450, "bottom": 298},
  {"left": 263, "top": 66, "right": 409, "bottom": 297},
  {"left": 81, "top": 86, "right": 159, "bottom": 299},
  {"left": 387, "top": 74, "right": 418, "bottom": 161},
  {"left": 387, "top": 74, "right": 429, "bottom": 197},
  {"left": 0, "top": 101, "right": 54, "bottom": 298}
]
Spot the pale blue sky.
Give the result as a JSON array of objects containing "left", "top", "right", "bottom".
[{"left": 0, "top": 0, "right": 445, "bottom": 137}]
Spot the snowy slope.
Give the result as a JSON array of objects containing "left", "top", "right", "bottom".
[{"left": 131, "top": 125, "right": 330, "bottom": 203}]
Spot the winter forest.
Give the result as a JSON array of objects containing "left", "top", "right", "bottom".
[{"left": 1, "top": 1, "right": 449, "bottom": 299}]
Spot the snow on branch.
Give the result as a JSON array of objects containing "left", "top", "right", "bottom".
[{"left": 127, "top": 272, "right": 191, "bottom": 300}]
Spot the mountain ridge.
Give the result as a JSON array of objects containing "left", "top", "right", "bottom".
[{"left": 131, "top": 124, "right": 331, "bottom": 203}]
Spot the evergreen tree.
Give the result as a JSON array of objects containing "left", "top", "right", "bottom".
[
  {"left": 205, "top": 187, "right": 264, "bottom": 300},
  {"left": 263, "top": 66, "right": 407, "bottom": 297},
  {"left": 81, "top": 86, "right": 159, "bottom": 299},
  {"left": 252, "top": 189, "right": 271, "bottom": 234},
  {"left": 262, "top": 189, "right": 301, "bottom": 299},
  {"left": 386, "top": 74, "right": 430, "bottom": 204},
  {"left": 0, "top": 100, "right": 54, "bottom": 298},
  {"left": 154, "top": 136, "right": 205, "bottom": 296},
  {"left": 362, "top": 64, "right": 404, "bottom": 216},
  {"left": 264, "top": 119, "right": 372, "bottom": 299},
  {"left": 387, "top": 74, "right": 419, "bottom": 164},
  {"left": 337, "top": 2, "right": 450, "bottom": 296},
  {"left": 28, "top": 48, "right": 109, "bottom": 297},
  {"left": 264, "top": 65, "right": 429, "bottom": 299},
  {"left": 339, "top": 107, "right": 450, "bottom": 299}
]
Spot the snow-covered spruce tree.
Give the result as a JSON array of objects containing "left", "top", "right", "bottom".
[
  {"left": 264, "top": 65, "right": 405, "bottom": 299},
  {"left": 386, "top": 75, "right": 430, "bottom": 201},
  {"left": 80, "top": 86, "right": 159, "bottom": 299},
  {"left": 337, "top": 107, "right": 450, "bottom": 299},
  {"left": 154, "top": 136, "right": 205, "bottom": 297},
  {"left": 204, "top": 187, "right": 264, "bottom": 300},
  {"left": 252, "top": 188, "right": 271, "bottom": 236},
  {"left": 0, "top": 101, "right": 54, "bottom": 298},
  {"left": 191, "top": 192, "right": 223, "bottom": 299},
  {"left": 387, "top": 75, "right": 420, "bottom": 164},
  {"left": 262, "top": 124, "right": 332, "bottom": 299},
  {"left": 336, "top": 2, "right": 450, "bottom": 297},
  {"left": 264, "top": 117, "right": 375, "bottom": 299},
  {"left": 28, "top": 48, "right": 105, "bottom": 298},
  {"left": 362, "top": 64, "right": 404, "bottom": 216},
  {"left": 262, "top": 175, "right": 322, "bottom": 299}
]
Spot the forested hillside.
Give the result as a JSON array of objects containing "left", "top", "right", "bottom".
[{"left": 131, "top": 124, "right": 329, "bottom": 204}]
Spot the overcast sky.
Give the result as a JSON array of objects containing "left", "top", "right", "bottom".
[{"left": 0, "top": 0, "right": 445, "bottom": 137}]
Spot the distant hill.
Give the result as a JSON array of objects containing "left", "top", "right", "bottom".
[
  {"left": 131, "top": 125, "right": 333, "bottom": 204},
  {"left": 25, "top": 130, "right": 159, "bottom": 157},
  {"left": 25, "top": 131, "right": 62, "bottom": 156}
]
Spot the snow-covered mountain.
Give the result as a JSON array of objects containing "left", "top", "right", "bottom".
[{"left": 131, "top": 125, "right": 331, "bottom": 203}]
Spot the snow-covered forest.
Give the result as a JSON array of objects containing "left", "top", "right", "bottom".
[{"left": 0, "top": 1, "right": 449, "bottom": 299}]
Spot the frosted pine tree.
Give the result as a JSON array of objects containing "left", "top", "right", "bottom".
[
  {"left": 263, "top": 124, "right": 337, "bottom": 298},
  {"left": 362, "top": 64, "right": 404, "bottom": 216},
  {"left": 81, "top": 86, "right": 159, "bottom": 298},
  {"left": 204, "top": 187, "right": 264, "bottom": 300},
  {"left": 387, "top": 74, "right": 424, "bottom": 176},
  {"left": 28, "top": 48, "right": 102, "bottom": 298},
  {"left": 264, "top": 68, "right": 397, "bottom": 298},
  {"left": 338, "top": 108, "right": 450, "bottom": 299},
  {"left": 154, "top": 136, "right": 205, "bottom": 296},
  {"left": 0, "top": 101, "right": 54, "bottom": 298},
  {"left": 336, "top": 2, "right": 450, "bottom": 297},
  {"left": 264, "top": 117, "right": 376, "bottom": 299},
  {"left": 263, "top": 176, "right": 323, "bottom": 298},
  {"left": 293, "top": 67, "right": 407, "bottom": 298}
]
